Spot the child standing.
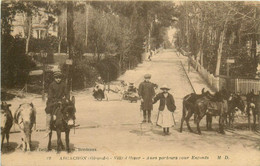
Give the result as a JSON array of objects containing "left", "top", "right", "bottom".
[{"left": 153, "top": 85, "right": 176, "bottom": 135}]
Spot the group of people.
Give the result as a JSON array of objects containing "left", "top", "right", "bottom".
[
  {"left": 138, "top": 74, "right": 176, "bottom": 135},
  {"left": 45, "top": 71, "right": 176, "bottom": 136}
]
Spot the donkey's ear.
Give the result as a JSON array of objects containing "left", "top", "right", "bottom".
[
  {"left": 30, "top": 103, "right": 34, "bottom": 107},
  {"left": 71, "top": 96, "right": 75, "bottom": 105}
]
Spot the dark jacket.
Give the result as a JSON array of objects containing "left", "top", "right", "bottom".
[
  {"left": 45, "top": 81, "right": 69, "bottom": 114},
  {"left": 138, "top": 81, "right": 155, "bottom": 110},
  {"left": 153, "top": 92, "right": 176, "bottom": 112}
]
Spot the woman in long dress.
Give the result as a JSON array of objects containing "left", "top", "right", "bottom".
[{"left": 153, "top": 85, "right": 176, "bottom": 135}]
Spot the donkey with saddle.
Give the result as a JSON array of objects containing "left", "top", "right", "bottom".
[
  {"left": 181, "top": 89, "right": 229, "bottom": 134},
  {"left": 180, "top": 88, "right": 213, "bottom": 133},
  {"left": 47, "top": 97, "right": 76, "bottom": 153},
  {"left": 45, "top": 71, "right": 77, "bottom": 152},
  {"left": 246, "top": 90, "right": 260, "bottom": 130}
]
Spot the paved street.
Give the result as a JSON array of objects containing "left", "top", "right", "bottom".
[{"left": 2, "top": 49, "right": 260, "bottom": 166}]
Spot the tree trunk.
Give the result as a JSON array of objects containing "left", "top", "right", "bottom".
[
  {"left": 118, "top": 59, "right": 122, "bottom": 78},
  {"left": 215, "top": 20, "right": 228, "bottom": 76},
  {"left": 148, "top": 22, "right": 153, "bottom": 52},
  {"left": 148, "top": 29, "right": 151, "bottom": 52},
  {"left": 25, "top": 15, "right": 32, "bottom": 55},
  {"left": 200, "top": 26, "right": 207, "bottom": 67},
  {"left": 85, "top": 2, "right": 90, "bottom": 48},
  {"left": 251, "top": 7, "right": 258, "bottom": 61},
  {"left": 58, "top": 37, "right": 62, "bottom": 55},
  {"left": 67, "top": 1, "right": 74, "bottom": 92}
]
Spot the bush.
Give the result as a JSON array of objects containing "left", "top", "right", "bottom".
[
  {"left": 60, "top": 58, "right": 99, "bottom": 90},
  {"left": 1, "top": 34, "right": 36, "bottom": 88},
  {"left": 95, "top": 57, "right": 119, "bottom": 82}
]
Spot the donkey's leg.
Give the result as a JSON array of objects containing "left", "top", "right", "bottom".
[
  {"left": 230, "top": 111, "right": 235, "bottom": 128},
  {"left": 56, "top": 130, "right": 62, "bottom": 152},
  {"left": 1, "top": 132, "right": 5, "bottom": 148},
  {"left": 1, "top": 133, "right": 5, "bottom": 149},
  {"left": 180, "top": 115, "right": 185, "bottom": 133},
  {"left": 22, "top": 132, "right": 26, "bottom": 151},
  {"left": 26, "top": 134, "right": 31, "bottom": 151},
  {"left": 253, "top": 111, "right": 257, "bottom": 130},
  {"left": 206, "top": 115, "right": 212, "bottom": 130},
  {"left": 6, "top": 131, "right": 10, "bottom": 147},
  {"left": 219, "top": 115, "right": 225, "bottom": 134},
  {"left": 228, "top": 112, "right": 232, "bottom": 127},
  {"left": 185, "top": 111, "right": 194, "bottom": 133},
  {"left": 28, "top": 133, "right": 31, "bottom": 151},
  {"left": 196, "top": 115, "right": 204, "bottom": 135},
  {"left": 65, "top": 129, "right": 70, "bottom": 153},
  {"left": 180, "top": 105, "right": 186, "bottom": 133},
  {"left": 209, "top": 115, "right": 213, "bottom": 130},
  {"left": 248, "top": 109, "right": 251, "bottom": 130},
  {"left": 47, "top": 131, "right": 52, "bottom": 151},
  {"left": 224, "top": 111, "right": 228, "bottom": 126},
  {"left": 60, "top": 139, "right": 65, "bottom": 150}
]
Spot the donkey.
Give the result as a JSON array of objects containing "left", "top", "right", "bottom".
[
  {"left": 14, "top": 103, "right": 36, "bottom": 151},
  {"left": 180, "top": 88, "right": 213, "bottom": 133},
  {"left": 246, "top": 91, "right": 260, "bottom": 130},
  {"left": 194, "top": 91, "right": 226, "bottom": 134},
  {"left": 1, "top": 102, "right": 13, "bottom": 149},
  {"left": 206, "top": 89, "right": 229, "bottom": 130},
  {"left": 48, "top": 96, "right": 76, "bottom": 153},
  {"left": 226, "top": 93, "right": 245, "bottom": 127}
]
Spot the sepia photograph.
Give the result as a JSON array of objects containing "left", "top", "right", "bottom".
[{"left": 1, "top": 0, "right": 260, "bottom": 165}]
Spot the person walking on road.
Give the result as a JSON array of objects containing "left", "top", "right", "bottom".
[
  {"left": 153, "top": 85, "right": 176, "bottom": 135},
  {"left": 138, "top": 74, "right": 156, "bottom": 123}
]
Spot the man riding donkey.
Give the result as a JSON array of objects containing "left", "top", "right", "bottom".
[{"left": 45, "top": 71, "right": 78, "bottom": 137}]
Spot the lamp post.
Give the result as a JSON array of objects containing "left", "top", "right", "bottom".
[{"left": 40, "top": 50, "right": 47, "bottom": 101}]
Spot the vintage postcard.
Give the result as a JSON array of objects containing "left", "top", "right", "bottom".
[{"left": 1, "top": 0, "right": 260, "bottom": 166}]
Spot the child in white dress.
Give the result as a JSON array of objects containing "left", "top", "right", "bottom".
[{"left": 153, "top": 85, "right": 176, "bottom": 135}]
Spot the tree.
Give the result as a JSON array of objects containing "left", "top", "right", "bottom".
[{"left": 174, "top": 1, "right": 260, "bottom": 77}]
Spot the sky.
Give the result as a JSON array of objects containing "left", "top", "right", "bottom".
[{"left": 167, "top": 27, "right": 177, "bottom": 44}]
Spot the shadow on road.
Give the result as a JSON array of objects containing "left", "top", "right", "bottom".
[{"left": 1, "top": 142, "right": 18, "bottom": 154}]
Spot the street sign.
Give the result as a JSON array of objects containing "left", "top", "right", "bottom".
[
  {"left": 66, "top": 59, "right": 73, "bottom": 65},
  {"left": 226, "top": 58, "right": 235, "bottom": 63},
  {"left": 29, "top": 70, "right": 43, "bottom": 76}
]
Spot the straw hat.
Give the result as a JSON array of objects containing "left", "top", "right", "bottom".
[{"left": 160, "top": 84, "right": 170, "bottom": 90}]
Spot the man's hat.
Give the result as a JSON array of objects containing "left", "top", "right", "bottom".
[
  {"left": 53, "top": 71, "right": 62, "bottom": 78},
  {"left": 160, "top": 84, "right": 170, "bottom": 90},
  {"left": 129, "top": 83, "right": 134, "bottom": 86},
  {"left": 144, "top": 74, "right": 151, "bottom": 79}
]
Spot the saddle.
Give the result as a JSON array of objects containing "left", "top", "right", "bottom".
[
  {"left": 51, "top": 101, "right": 75, "bottom": 125},
  {"left": 207, "top": 101, "right": 223, "bottom": 115}
]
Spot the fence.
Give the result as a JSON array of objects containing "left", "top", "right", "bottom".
[
  {"left": 188, "top": 56, "right": 220, "bottom": 92},
  {"left": 235, "top": 78, "right": 260, "bottom": 95}
]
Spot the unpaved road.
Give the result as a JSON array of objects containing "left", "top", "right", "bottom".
[{"left": 2, "top": 49, "right": 260, "bottom": 166}]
